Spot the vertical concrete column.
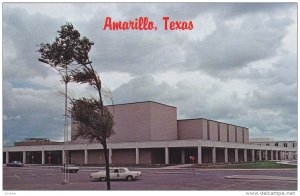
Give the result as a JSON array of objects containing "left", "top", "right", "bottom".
[
  {"left": 62, "top": 150, "right": 65, "bottom": 164},
  {"left": 271, "top": 150, "right": 273, "bottom": 160},
  {"left": 259, "top": 150, "right": 262, "bottom": 161},
  {"left": 109, "top": 148, "right": 112, "bottom": 164},
  {"left": 197, "top": 146, "right": 202, "bottom": 164},
  {"left": 280, "top": 151, "right": 282, "bottom": 160},
  {"left": 181, "top": 149, "right": 185, "bottom": 164},
  {"left": 135, "top": 148, "right": 139, "bottom": 165},
  {"left": 23, "top": 151, "right": 26, "bottom": 164},
  {"left": 42, "top": 150, "right": 45, "bottom": 165},
  {"left": 84, "top": 149, "right": 88, "bottom": 165},
  {"left": 165, "top": 147, "right": 169, "bottom": 164},
  {"left": 251, "top": 149, "right": 255, "bottom": 162},
  {"left": 265, "top": 150, "right": 268, "bottom": 160},
  {"left": 235, "top": 149, "right": 238, "bottom": 163},
  {"left": 244, "top": 149, "right": 247, "bottom": 162},
  {"left": 212, "top": 147, "right": 216, "bottom": 163},
  {"left": 278, "top": 151, "right": 281, "bottom": 160},
  {"left": 224, "top": 148, "right": 228, "bottom": 163},
  {"left": 6, "top": 152, "right": 9, "bottom": 164}
]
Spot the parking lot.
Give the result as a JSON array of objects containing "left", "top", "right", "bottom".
[{"left": 3, "top": 165, "right": 297, "bottom": 190}]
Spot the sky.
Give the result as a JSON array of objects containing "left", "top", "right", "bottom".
[{"left": 2, "top": 3, "right": 297, "bottom": 146}]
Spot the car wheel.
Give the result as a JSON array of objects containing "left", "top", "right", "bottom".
[
  {"left": 127, "top": 176, "right": 133, "bottom": 181},
  {"left": 100, "top": 177, "right": 106, "bottom": 182}
]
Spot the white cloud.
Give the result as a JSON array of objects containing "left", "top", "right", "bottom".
[{"left": 2, "top": 3, "right": 297, "bottom": 144}]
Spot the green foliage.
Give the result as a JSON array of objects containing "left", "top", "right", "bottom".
[
  {"left": 71, "top": 98, "right": 115, "bottom": 144},
  {"left": 38, "top": 22, "right": 93, "bottom": 69},
  {"left": 221, "top": 162, "right": 296, "bottom": 169},
  {"left": 71, "top": 65, "right": 102, "bottom": 91}
]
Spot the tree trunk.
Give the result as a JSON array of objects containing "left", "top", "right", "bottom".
[{"left": 102, "top": 140, "right": 111, "bottom": 190}]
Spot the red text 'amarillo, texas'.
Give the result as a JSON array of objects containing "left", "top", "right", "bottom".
[{"left": 102, "top": 17, "right": 194, "bottom": 31}]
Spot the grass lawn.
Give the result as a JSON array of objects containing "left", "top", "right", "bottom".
[{"left": 208, "top": 161, "right": 297, "bottom": 169}]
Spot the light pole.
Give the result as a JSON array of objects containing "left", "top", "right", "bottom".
[{"left": 61, "top": 64, "right": 70, "bottom": 184}]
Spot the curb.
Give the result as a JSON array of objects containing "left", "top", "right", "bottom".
[
  {"left": 224, "top": 175, "right": 297, "bottom": 181},
  {"left": 276, "top": 161, "right": 297, "bottom": 166}
]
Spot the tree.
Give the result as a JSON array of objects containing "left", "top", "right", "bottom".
[{"left": 38, "top": 23, "right": 115, "bottom": 190}]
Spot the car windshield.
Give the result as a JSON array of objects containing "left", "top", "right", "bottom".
[{"left": 119, "top": 169, "right": 126, "bottom": 173}]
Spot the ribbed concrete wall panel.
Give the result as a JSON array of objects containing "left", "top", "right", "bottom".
[
  {"left": 70, "top": 102, "right": 252, "bottom": 145},
  {"left": 177, "top": 120, "right": 202, "bottom": 140},
  {"left": 219, "top": 123, "right": 228, "bottom": 142},
  {"left": 236, "top": 127, "right": 244, "bottom": 143},
  {"left": 209, "top": 121, "right": 219, "bottom": 141},
  {"left": 202, "top": 119, "right": 208, "bottom": 140},
  {"left": 228, "top": 125, "right": 236, "bottom": 142},
  {"left": 109, "top": 103, "right": 152, "bottom": 143},
  {"left": 244, "top": 128, "right": 249, "bottom": 143},
  {"left": 150, "top": 103, "right": 177, "bottom": 141},
  {"left": 72, "top": 102, "right": 178, "bottom": 143}
]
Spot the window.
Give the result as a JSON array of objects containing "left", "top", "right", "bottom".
[
  {"left": 275, "top": 142, "right": 278, "bottom": 146},
  {"left": 284, "top": 143, "right": 287, "bottom": 147},
  {"left": 293, "top": 143, "right": 295, "bottom": 148},
  {"left": 119, "top": 169, "right": 126, "bottom": 173},
  {"left": 266, "top": 143, "right": 270, "bottom": 146}
]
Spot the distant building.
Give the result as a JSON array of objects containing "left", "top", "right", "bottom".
[
  {"left": 14, "top": 138, "right": 63, "bottom": 147},
  {"left": 250, "top": 138, "right": 297, "bottom": 148},
  {"left": 3, "top": 101, "right": 297, "bottom": 165}
]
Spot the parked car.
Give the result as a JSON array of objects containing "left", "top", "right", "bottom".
[
  {"left": 61, "top": 163, "right": 79, "bottom": 173},
  {"left": 90, "top": 167, "right": 142, "bottom": 181},
  {"left": 7, "top": 161, "right": 24, "bottom": 167}
]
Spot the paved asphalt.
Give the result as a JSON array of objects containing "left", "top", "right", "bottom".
[{"left": 3, "top": 165, "right": 297, "bottom": 191}]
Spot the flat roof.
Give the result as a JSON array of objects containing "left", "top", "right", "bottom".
[
  {"left": 107, "top": 101, "right": 177, "bottom": 109},
  {"left": 177, "top": 118, "right": 248, "bottom": 129}
]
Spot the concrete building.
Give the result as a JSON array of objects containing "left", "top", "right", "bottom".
[
  {"left": 3, "top": 101, "right": 297, "bottom": 165},
  {"left": 250, "top": 138, "right": 297, "bottom": 160},
  {"left": 250, "top": 138, "right": 297, "bottom": 148}
]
